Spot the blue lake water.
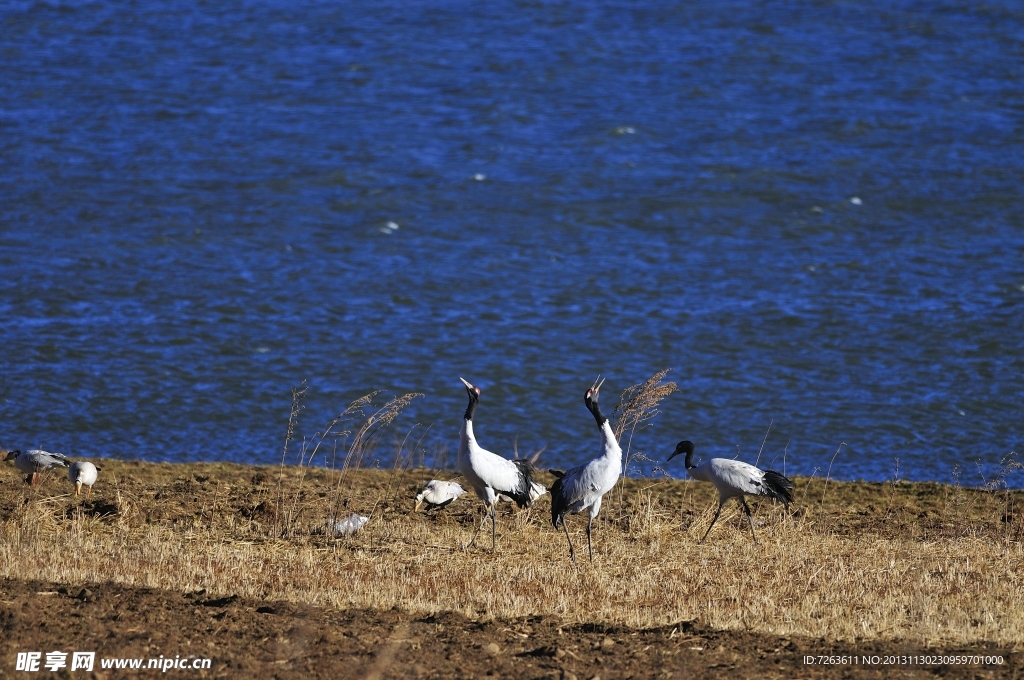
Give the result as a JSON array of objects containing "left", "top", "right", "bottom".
[{"left": 2, "top": 0, "right": 1022, "bottom": 486}]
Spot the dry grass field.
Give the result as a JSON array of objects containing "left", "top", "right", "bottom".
[{"left": 1, "top": 452, "right": 1022, "bottom": 678}]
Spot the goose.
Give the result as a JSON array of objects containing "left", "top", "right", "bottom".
[
  {"left": 549, "top": 377, "right": 622, "bottom": 563},
  {"left": 667, "top": 440, "right": 794, "bottom": 544},
  {"left": 69, "top": 461, "right": 100, "bottom": 496},
  {"left": 457, "top": 377, "right": 536, "bottom": 552},
  {"left": 4, "top": 449, "right": 71, "bottom": 486}
]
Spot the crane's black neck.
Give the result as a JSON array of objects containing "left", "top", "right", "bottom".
[
  {"left": 464, "top": 388, "right": 479, "bottom": 421},
  {"left": 584, "top": 392, "right": 606, "bottom": 427}
]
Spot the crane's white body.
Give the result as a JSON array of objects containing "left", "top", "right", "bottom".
[
  {"left": 552, "top": 419, "right": 621, "bottom": 520},
  {"left": 5, "top": 449, "right": 71, "bottom": 486},
  {"left": 69, "top": 461, "right": 99, "bottom": 496},
  {"left": 414, "top": 479, "right": 467, "bottom": 511},
  {"left": 459, "top": 419, "right": 529, "bottom": 509},
  {"left": 688, "top": 458, "right": 772, "bottom": 501}
]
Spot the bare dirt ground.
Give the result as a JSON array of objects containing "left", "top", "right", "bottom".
[
  {"left": 1, "top": 578, "right": 1018, "bottom": 679},
  {"left": 1, "top": 458, "right": 1022, "bottom": 678}
]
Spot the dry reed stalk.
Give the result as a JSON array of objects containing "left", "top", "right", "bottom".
[
  {"left": 275, "top": 382, "right": 307, "bottom": 536},
  {"left": 611, "top": 368, "right": 678, "bottom": 446},
  {"left": 609, "top": 369, "right": 678, "bottom": 516},
  {"left": 753, "top": 419, "right": 773, "bottom": 469},
  {"left": 271, "top": 386, "right": 421, "bottom": 538},
  {"left": 818, "top": 442, "right": 845, "bottom": 529},
  {"left": 327, "top": 391, "right": 422, "bottom": 531}
]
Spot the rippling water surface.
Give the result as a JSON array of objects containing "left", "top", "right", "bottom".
[{"left": 2, "top": 0, "right": 1023, "bottom": 485}]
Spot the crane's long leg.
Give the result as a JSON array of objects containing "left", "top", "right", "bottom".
[
  {"left": 740, "top": 497, "right": 758, "bottom": 545},
  {"left": 586, "top": 514, "right": 594, "bottom": 562},
  {"left": 699, "top": 501, "right": 726, "bottom": 543},
  {"left": 466, "top": 506, "right": 489, "bottom": 549},
  {"left": 490, "top": 502, "right": 497, "bottom": 553},
  {"left": 560, "top": 516, "right": 576, "bottom": 563}
]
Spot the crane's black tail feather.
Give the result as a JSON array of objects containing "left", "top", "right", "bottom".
[
  {"left": 549, "top": 470, "right": 568, "bottom": 529},
  {"left": 762, "top": 470, "right": 794, "bottom": 507},
  {"left": 500, "top": 459, "right": 536, "bottom": 509}
]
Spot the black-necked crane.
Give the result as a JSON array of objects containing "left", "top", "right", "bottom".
[
  {"left": 549, "top": 377, "right": 622, "bottom": 563},
  {"left": 413, "top": 480, "right": 467, "bottom": 511},
  {"left": 667, "top": 440, "right": 794, "bottom": 544},
  {"left": 4, "top": 449, "right": 71, "bottom": 486},
  {"left": 457, "top": 377, "right": 536, "bottom": 552},
  {"left": 69, "top": 461, "right": 100, "bottom": 496}
]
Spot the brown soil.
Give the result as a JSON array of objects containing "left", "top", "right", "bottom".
[{"left": 1, "top": 577, "right": 1018, "bottom": 679}]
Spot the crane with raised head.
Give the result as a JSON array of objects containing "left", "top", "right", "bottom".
[
  {"left": 457, "top": 377, "right": 535, "bottom": 552},
  {"left": 549, "top": 377, "right": 622, "bottom": 563}
]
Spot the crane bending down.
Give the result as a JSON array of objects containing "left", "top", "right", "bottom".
[
  {"left": 457, "top": 377, "right": 536, "bottom": 552},
  {"left": 549, "top": 377, "right": 622, "bottom": 563},
  {"left": 667, "top": 440, "right": 794, "bottom": 544}
]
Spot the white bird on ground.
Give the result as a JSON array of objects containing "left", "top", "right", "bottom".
[
  {"left": 457, "top": 377, "right": 536, "bottom": 552},
  {"left": 4, "top": 449, "right": 71, "bottom": 486},
  {"left": 667, "top": 440, "right": 794, "bottom": 544},
  {"left": 550, "top": 377, "right": 622, "bottom": 563},
  {"left": 414, "top": 480, "right": 467, "bottom": 511},
  {"left": 68, "top": 461, "right": 100, "bottom": 496}
]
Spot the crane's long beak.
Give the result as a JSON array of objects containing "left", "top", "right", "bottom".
[
  {"left": 75, "top": 481, "right": 83, "bottom": 496},
  {"left": 459, "top": 377, "right": 474, "bottom": 390},
  {"left": 413, "top": 498, "right": 425, "bottom": 513}
]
